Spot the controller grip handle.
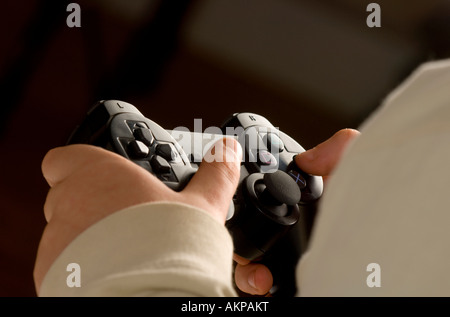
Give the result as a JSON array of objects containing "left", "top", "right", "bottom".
[{"left": 257, "top": 201, "right": 317, "bottom": 297}]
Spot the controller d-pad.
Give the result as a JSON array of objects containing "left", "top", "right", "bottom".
[
  {"left": 151, "top": 155, "right": 171, "bottom": 174},
  {"left": 257, "top": 150, "right": 277, "bottom": 166},
  {"left": 127, "top": 121, "right": 148, "bottom": 132},
  {"left": 128, "top": 140, "right": 149, "bottom": 158},
  {"left": 156, "top": 143, "right": 180, "bottom": 162},
  {"left": 133, "top": 128, "right": 154, "bottom": 146},
  {"left": 133, "top": 122, "right": 148, "bottom": 129}
]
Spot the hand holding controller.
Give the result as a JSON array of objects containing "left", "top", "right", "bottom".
[{"left": 67, "top": 100, "right": 323, "bottom": 296}]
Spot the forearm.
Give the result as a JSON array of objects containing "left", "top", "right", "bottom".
[{"left": 38, "top": 201, "right": 237, "bottom": 297}]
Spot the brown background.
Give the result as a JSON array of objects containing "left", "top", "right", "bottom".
[{"left": 1, "top": 0, "right": 449, "bottom": 296}]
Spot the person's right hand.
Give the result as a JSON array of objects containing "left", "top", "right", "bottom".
[{"left": 233, "top": 128, "right": 361, "bottom": 296}]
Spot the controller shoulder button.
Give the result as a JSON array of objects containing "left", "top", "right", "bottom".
[
  {"left": 235, "top": 113, "right": 273, "bottom": 129},
  {"left": 101, "top": 100, "right": 143, "bottom": 117}
]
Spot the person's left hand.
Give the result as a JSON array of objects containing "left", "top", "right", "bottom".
[{"left": 34, "top": 138, "right": 242, "bottom": 293}]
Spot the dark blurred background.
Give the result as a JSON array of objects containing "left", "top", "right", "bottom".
[{"left": 1, "top": 0, "right": 449, "bottom": 296}]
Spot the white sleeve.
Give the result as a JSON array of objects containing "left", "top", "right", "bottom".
[
  {"left": 38, "top": 201, "right": 237, "bottom": 297},
  {"left": 297, "top": 58, "right": 450, "bottom": 296}
]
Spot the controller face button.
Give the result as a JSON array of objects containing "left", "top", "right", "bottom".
[
  {"left": 257, "top": 150, "right": 277, "bottom": 166},
  {"left": 287, "top": 170, "right": 307, "bottom": 189},
  {"left": 263, "top": 132, "right": 284, "bottom": 153},
  {"left": 156, "top": 143, "right": 180, "bottom": 162},
  {"left": 150, "top": 155, "right": 172, "bottom": 174},
  {"left": 133, "top": 127, "right": 154, "bottom": 146},
  {"left": 128, "top": 140, "right": 149, "bottom": 158}
]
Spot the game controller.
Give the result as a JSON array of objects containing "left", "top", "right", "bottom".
[{"left": 67, "top": 100, "right": 323, "bottom": 296}]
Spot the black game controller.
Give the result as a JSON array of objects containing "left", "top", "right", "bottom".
[{"left": 68, "top": 100, "right": 323, "bottom": 296}]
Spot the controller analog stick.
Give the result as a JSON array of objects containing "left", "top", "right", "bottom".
[{"left": 261, "top": 171, "right": 301, "bottom": 206}]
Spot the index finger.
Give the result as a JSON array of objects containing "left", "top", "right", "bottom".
[{"left": 295, "top": 128, "right": 360, "bottom": 177}]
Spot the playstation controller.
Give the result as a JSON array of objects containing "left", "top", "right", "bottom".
[{"left": 67, "top": 100, "right": 323, "bottom": 296}]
